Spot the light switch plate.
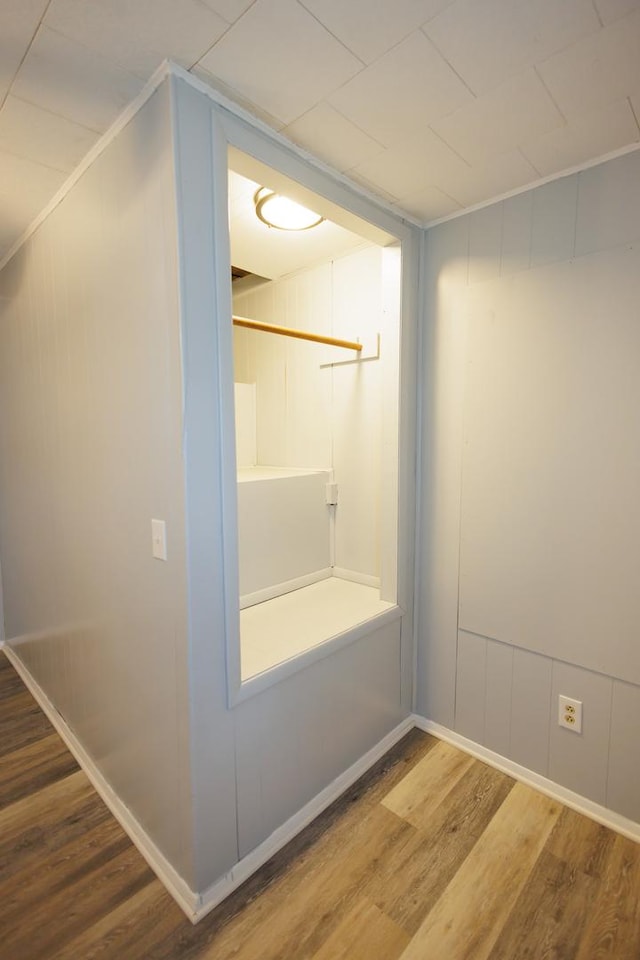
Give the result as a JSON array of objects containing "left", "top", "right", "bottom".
[{"left": 151, "top": 519, "right": 167, "bottom": 561}]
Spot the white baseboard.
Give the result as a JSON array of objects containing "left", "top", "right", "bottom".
[
  {"left": 332, "top": 568, "right": 380, "bottom": 589},
  {"left": 413, "top": 715, "right": 640, "bottom": 845},
  {"left": 192, "top": 714, "right": 415, "bottom": 922},
  {"left": 3, "top": 646, "right": 201, "bottom": 921},
  {"left": 240, "top": 568, "right": 332, "bottom": 609},
  {"left": 3, "top": 640, "right": 415, "bottom": 924}
]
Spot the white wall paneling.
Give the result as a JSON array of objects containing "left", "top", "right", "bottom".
[
  {"left": 419, "top": 147, "right": 640, "bottom": 825},
  {"left": 0, "top": 80, "right": 196, "bottom": 886},
  {"left": 175, "top": 73, "right": 419, "bottom": 889},
  {"left": 0, "top": 63, "right": 419, "bottom": 912}
]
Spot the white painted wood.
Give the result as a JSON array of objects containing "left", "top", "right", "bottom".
[
  {"left": 607, "top": 679, "right": 640, "bottom": 821},
  {"left": 233, "top": 383, "right": 256, "bottom": 468},
  {"left": 530, "top": 174, "right": 578, "bottom": 267},
  {"left": 237, "top": 469, "right": 331, "bottom": 598},
  {"left": 459, "top": 242, "right": 640, "bottom": 683},
  {"left": 171, "top": 76, "right": 240, "bottom": 889},
  {"left": 484, "top": 638, "right": 514, "bottom": 757},
  {"left": 575, "top": 149, "right": 640, "bottom": 256},
  {"left": 240, "top": 568, "right": 332, "bottom": 611},
  {"left": 195, "top": 713, "right": 415, "bottom": 921},
  {"left": 417, "top": 717, "right": 640, "bottom": 845},
  {"left": 548, "top": 661, "right": 613, "bottom": 805},
  {"left": 415, "top": 216, "right": 470, "bottom": 727},
  {"left": 3, "top": 646, "right": 200, "bottom": 921},
  {"left": 499, "top": 191, "right": 532, "bottom": 275},
  {"left": 235, "top": 618, "right": 405, "bottom": 858},
  {"left": 455, "top": 630, "right": 487, "bottom": 740},
  {"left": 509, "top": 648, "right": 552, "bottom": 775},
  {"left": 467, "top": 202, "right": 503, "bottom": 285},
  {"left": 0, "top": 79, "right": 197, "bottom": 887},
  {"left": 240, "top": 578, "right": 396, "bottom": 681}
]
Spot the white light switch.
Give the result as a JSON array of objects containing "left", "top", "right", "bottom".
[{"left": 151, "top": 519, "right": 167, "bottom": 561}]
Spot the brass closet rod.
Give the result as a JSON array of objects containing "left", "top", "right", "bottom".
[{"left": 232, "top": 315, "right": 363, "bottom": 352}]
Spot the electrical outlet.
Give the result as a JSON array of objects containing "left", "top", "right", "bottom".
[{"left": 558, "top": 695, "right": 582, "bottom": 733}]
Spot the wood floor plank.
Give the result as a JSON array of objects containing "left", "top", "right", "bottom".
[
  {"left": 488, "top": 849, "right": 599, "bottom": 960},
  {"left": 574, "top": 833, "right": 640, "bottom": 960},
  {"left": 48, "top": 881, "right": 185, "bottom": 960},
  {"left": 310, "top": 899, "right": 410, "bottom": 960},
  {"left": 368, "top": 760, "right": 514, "bottom": 934},
  {"left": 2, "top": 843, "right": 156, "bottom": 960},
  {"left": 0, "top": 731, "right": 79, "bottom": 808},
  {"left": 0, "top": 770, "right": 113, "bottom": 884},
  {"left": 382, "top": 739, "right": 475, "bottom": 826},
  {"left": 196, "top": 803, "right": 415, "bottom": 960},
  {"left": 398, "top": 782, "right": 562, "bottom": 960},
  {"left": 2, "top": 652, "right": 640, "bottom": 960},
  {"left": 0, "top": 697, "right": 54, "bottom": 756},
  {"left": 546, "top": 806, "right": 616, "bottom": 878},
  {"left": 0, "top": 814, "right": 131, "bottom": 919}
]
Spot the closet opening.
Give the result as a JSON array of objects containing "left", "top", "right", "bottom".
[{"left": 228, "top": 147, "right": 402, "bottom": 690}]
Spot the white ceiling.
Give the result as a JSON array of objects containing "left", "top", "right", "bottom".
[{"left": 1, "top": 0, "right": 640, "bottom": 264}]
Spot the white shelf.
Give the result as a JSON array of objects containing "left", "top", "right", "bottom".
[{"left": 240, "top": 577, "right": 394, "bottom": 681}]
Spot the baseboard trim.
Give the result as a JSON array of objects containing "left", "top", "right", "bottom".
[
  {"left": 3, "top": 640, "right": 416, "bottom": 924},
  {"left": 3, "top": 646, "right": 201, "bottom": 920},
  {"left": 192, "top": 714, "right": 415, "bottom": 922},
  {"left": 413, "top": 714, "right": 640, "bottom": 845}
]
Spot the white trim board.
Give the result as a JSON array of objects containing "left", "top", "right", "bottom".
[
  {"left": 193, "top": 714, "right": 415, "bottom": 922},
  {"left": 2, "top": 643, "right": 414, "bottom": 923},
  {"left": 414, "top": 715, "right": 640, "bottom": 846},
  {"left": 2, "top": 645, "right": 200, "bottom": 918}
]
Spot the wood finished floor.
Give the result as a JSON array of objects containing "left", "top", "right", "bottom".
[{"left": 2, "top": 651, "right": 640, "bottom": 960}]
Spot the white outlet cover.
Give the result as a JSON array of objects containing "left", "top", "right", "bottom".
[{"left": 558, "top": 694, "right": 582, "bottom": 733}]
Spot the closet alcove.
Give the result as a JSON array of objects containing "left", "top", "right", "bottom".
[{"left": 228, "top": 148, "right": 402, "bottom": 688}]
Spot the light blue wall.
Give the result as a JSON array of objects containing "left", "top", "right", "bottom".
[{"left": 418, "top": 149, "right": 640, "bottom": 822}]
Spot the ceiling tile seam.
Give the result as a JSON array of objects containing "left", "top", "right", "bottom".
[
  {"left": 517, "top": 145, "right": 542, "bottom": 179},
  {"left": 190, "top": 0, "right": 259, "bottom": 70},
  {"left": 287, "top": 99, "right": 388, "bottom": 157},
  {"left": 6, "top": 89, "right": 104, "bottom": 136},
  {"left": 191, "top": 67, "right": 287, "bottom": 131},
  {"left": 532, "top": 63, "right": 568, "bottom": 126},
  {"left": 590, "top": 0, "right": 605, "bottom": 29},
  {"left": 0, "top": 0, "right": 54, "bottom": 114},
  {"left": 41, "top": 22, "right": 150, "bottom": 85},
  {"left": 419, "top": 26, "right": 478, "bottom": 99},
  {"left": 322, "top": 102, "right": 388, "bottom": 150},
  {"left": 428, "top": 125, "right": 474, "bottom": 171},
  {"left": 628, "top": 96, "right": 640, "bottom": 138},
  {"left": 0, "top": 144, "right": 72, "bottom": 177},
  {"left": 1, "top": 92, "right": 99, "bottom": 137},
  {"left": 422, "top": 140, "right": 640, "bottom": 232},
  {"left": 294, "top": 0, "right": 367, "bottom": 68}
]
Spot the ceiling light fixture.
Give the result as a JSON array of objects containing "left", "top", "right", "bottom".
[{"left": 254, "top": 187, "right": 324, "bottom": 231}]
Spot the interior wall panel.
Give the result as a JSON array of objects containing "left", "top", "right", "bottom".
[
  {"left": 0, "top": 81, "right": 196, "bottom": 885},
  {"left": 420, "top": 147, "right": 640, "bottom": 824},
  {"left": 608, "top": 680, "right": 640, "bottom": 822}
]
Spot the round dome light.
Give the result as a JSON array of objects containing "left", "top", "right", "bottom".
[{"left": 254, "top": 188, "right": 324, "bottom": 231}]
